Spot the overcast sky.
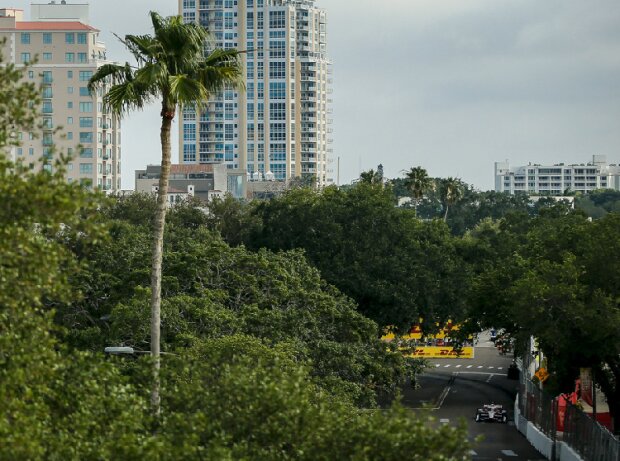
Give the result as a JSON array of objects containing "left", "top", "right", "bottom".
[{"left": 13, "top": 0, "right": 620, "bottom": 189}]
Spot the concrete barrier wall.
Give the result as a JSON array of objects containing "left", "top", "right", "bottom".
[
  {"left": 514, "top": 397, "right": 585, "bottom": 461},
  {"left": 525, "top": 422, "right": 554, "bottom": 459},
  {"left": 557, "top": 442, "right": 582, "bottom": 461}
]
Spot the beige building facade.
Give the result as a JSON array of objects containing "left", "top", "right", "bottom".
[
  {"left": 178, "top": 0, "right": 333, "bottom": 187},
  {"left": 0, "top": 3, "right": 121, "bottom": 191}
]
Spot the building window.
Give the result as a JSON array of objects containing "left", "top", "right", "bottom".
[
  {"left": 65, "top": 33, "right": 75, "bottom": 44},
  {"left": 79, "top": 117, "right": 93, "bottom": 128},
  {"left": 269, "top": 82, "right": 286, "bottom": 99},
  {"left": 269, "top": 11, "right": 285, "bottom": 29},
  {"left": 21, "top": 53, "right": 31, "bottom": 63},
  {"left": 65, "top": 53, "right": 75, "bottom": 63},
  {"left": 68, "top": 70, "right": 73, "bottom": 79},
  {"left": 269, "top": 61, "right": 286, "bottom": 79},
  {"left": 42, "top": 87, "right": 53, "bottom": 98},
  {"left": 43, "top": 52, "right": 52, "bottom": 61},
  {"left": 77, "top": 53, "right": 88, "bottom": 63},
  {"left": 67, "top": 101, "right": 73, "bottom": 109},
  {"left": 183, "top": 123, "right": 196, "bottom": 141},
  {"left": 79, "top": 132, "right": 93, "bottom": 143},
  {"left": 42, "top": 101, "right": 53, "bottom": 113},
  {"left": 43, "top": 32, "right": 52, "bottom": 44},
  {"left": 79, "top": 71, "right": 93, "bottom": 81},
  {"left": 67, "top": 132, "right": 73, "bottom": 140},
  {"left": 183, "top": 144, "right": 196, "bottom": 162},
  {"left": 79, "top": 102, "right": 93, "bottom": 112},
  {"left": 80, "top": 148, "right": 93, "bottom": 158},
  {"left": 77, "top": 32, "right": 87, "bottom": 44},
  {"left": 67, "top": 117, "right": 74, "bottom": 125},
  {"left": 20, "top": 33, "right": 30, "bottom": 44},
  {"left": 79, "top": 87, "right": 91, "bottom": 97},
  {"left": 79, "top": 163, "right": 93, "bottom": 174}
]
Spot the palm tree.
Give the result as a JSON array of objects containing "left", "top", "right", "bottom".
[
  {"left": 403, "top": 166, "right": 432, "bottom": 215},
  {"left": 359, "top": 169, "right": 382, "bottom": 185},
  {"left": 88, "top": 12, "right": 242, "bottom": 415},
  {"left": 440, "top": 177, "right": 463, "bottom": 222}
]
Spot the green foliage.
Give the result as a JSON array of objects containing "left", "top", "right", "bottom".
[
  {"left": 88, "top": 12, "right": 243, "bottom": 116},
  {"left": 246, "top": 185, "right": 470, "bottom": 331},
  {"left": 157, "top": 335, "right": 470, "bottom": 460},
  {"left": 466, "top": 211, "right": 620, "bottom": 424}
]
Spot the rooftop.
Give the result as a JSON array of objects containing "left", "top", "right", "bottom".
[{"left": 0, "top": 20, "right": 97, "bottom": 30}]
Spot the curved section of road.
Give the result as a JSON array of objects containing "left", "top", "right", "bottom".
[{"left": 383, "top": 333, "right": 546, "bottom": 460}]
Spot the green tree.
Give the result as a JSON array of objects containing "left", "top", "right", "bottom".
[
  {"left": 439, "top": 177, "right": 464, "bottom": 222},
  {"left": 466, "top": 211, "right": 620, "bottom": 429},
  {"left": 359, "top": 169, "right": 383, "bottom": 186},
  {"left": 88, "top": 11, "right": 243, "bottom": 413},
  {"left": 248, "top": 184, "right": 470, "bottom": 331},
  {"left": 403, "top": 166, "right": 433, "bottom": 215}
]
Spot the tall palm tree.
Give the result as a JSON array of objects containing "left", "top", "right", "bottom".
[
  {"left": 88, "top": 12, "right": 242, "bottom": 415},
  {"left": 440, "top": 177, "right": 464, "bottom": 222},
  {"left": 404, "top": 166, "right": 432, "bottom": 215}
]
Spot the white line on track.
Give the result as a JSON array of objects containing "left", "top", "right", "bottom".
[
  {"left": 477, "top": 366, "right": 483, "bottom": 368},
  {"left": 467, "top": 365, "right": 472, "bottom": 368},
  {"left": 455, "top": 365, "right": 461, "bottom": 368},
  {"left": 444, "top": 364, "right": 451, "bottom": 367}
]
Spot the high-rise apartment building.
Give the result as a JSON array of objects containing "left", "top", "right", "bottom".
[
  {"left": 0, "top": 3, "right": 121, "bottom": 191},
  {"left": 495, "top": 155, "right": 620, "bottom": 195},
  {"left": 179, "top": 0, "right": 332, "bottom": 187}
]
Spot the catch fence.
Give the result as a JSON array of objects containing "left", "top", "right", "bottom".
[{"left": 518, "top": 374, "right": 619, "bottom": 461}]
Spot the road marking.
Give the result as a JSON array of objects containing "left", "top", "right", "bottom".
[
  {"left": 501, "top": 449, "right": 518, "bottom": 457},
  {"left": 453, "top": 371, "right": 497, "bottom": 376},
  {"left": 486, "top": 374, "right": 493, "bottom": 383},
  {"left": 498, "top": 367, "right": 503, "bottom": 370},
  {"left": 455, "top": 365, "right": 462, "bottom": 368},
  {"left": 435, "top": 364, "right": 440, "bottom": 367},
  {"left": 488, "top": 366, "right": 494, "bottom": 369},
  {"left": 444, "top": 364, "right": 451, "bottom": 367},
  {"left": 467, "top": 365, "right": 473, "bottom": 368},
  {"left": 477, "top": 366, "right": 483, "bottom": 368},
  {"left": 439, "top": 418, "right": 449, "bottom": 424}
]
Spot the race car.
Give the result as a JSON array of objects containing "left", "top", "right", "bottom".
[{"left": 475, "top": 404, "right": 508, "bottom": 423}]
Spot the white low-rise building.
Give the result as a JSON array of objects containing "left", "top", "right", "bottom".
[{"left": 495, "top": 155, "right": 620, "bottom": 195}]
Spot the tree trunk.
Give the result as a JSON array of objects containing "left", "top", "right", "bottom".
[
  {"left": 443, "top": 203, "right": 449, "bottom": 222},
  {"left": 150, "top": 102, "right": 175, "bottom": 417}
]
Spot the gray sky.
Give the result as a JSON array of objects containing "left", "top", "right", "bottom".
[{"left": 13, "top": 0, "right": 620, "bottom": 189}]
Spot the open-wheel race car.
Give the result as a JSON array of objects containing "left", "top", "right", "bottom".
[{"left": 475, "top": 404, "right": 508, "bottom": 423}]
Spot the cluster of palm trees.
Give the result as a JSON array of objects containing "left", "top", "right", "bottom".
[
  {"left": 403, "top": 166, "right": 463, "bottom": 221},
  {"left": 88, "top": 12, "right": 244, "bottom": 416}
]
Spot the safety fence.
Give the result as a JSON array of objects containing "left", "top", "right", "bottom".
[
  {"left": 518, "top": 375, "right": 619, "bottom": 461},
  {"left": 563, "top": 404, "right": 619, "bottom": 461}
]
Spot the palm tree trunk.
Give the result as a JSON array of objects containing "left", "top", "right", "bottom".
[
  {"left": 150, "top": 102, "right": 175, "bottom": 417},
  {"left": 443, "top": 204, "right": 449, "bottom": 222}
]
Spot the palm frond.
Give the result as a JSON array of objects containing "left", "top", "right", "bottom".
[
  {"left": 103, "top": 80, "right": 154, "bottom": 116},
  {"left": 168, "top": 74, "right": 209, "bottom": 107},
  {"left": 197, "top": 49, "right": 244, "bottom": 93},
  {"left": 123, "top": 34, "right": 161, "bottom": 64},
  {"left": 88, "top": 63, "right": 133, "bottom": 93}
]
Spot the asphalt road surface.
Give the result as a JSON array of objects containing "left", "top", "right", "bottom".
[{"left": 384, "top": 332, "right": 546, "bottom": 461}]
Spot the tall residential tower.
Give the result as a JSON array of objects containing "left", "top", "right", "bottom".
[
  {"left": 179, "top": 0, "right": 332, "bottom": 188},
  {"left": 0, "top": 3, "right": 121, "bottom": 191}
]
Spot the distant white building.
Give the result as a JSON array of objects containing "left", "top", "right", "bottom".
[{"left": 495, "top": 155, "right": 620, "bottom": 195}]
